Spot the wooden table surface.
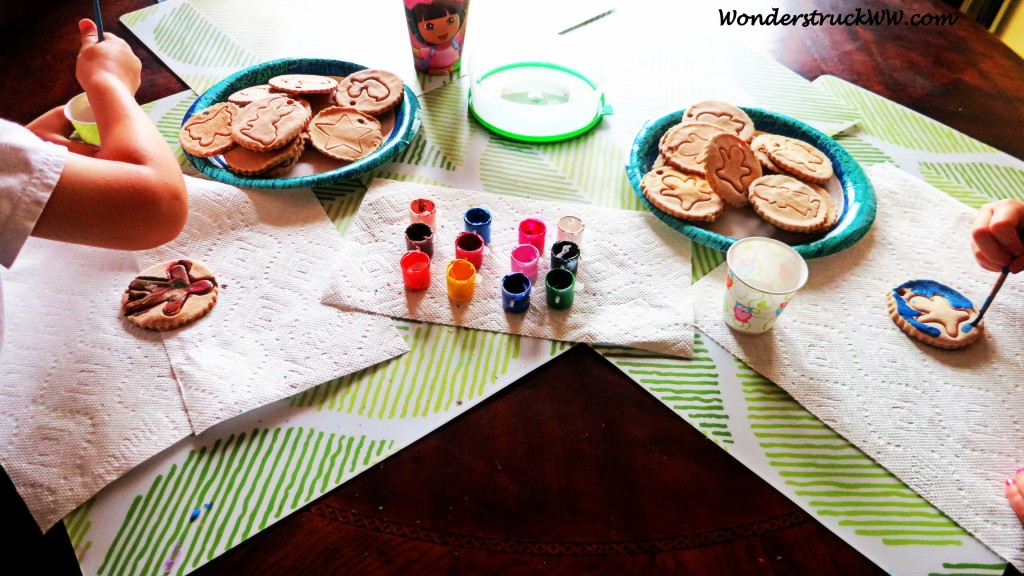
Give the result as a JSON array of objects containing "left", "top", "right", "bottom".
[{"left": 2, "top": 1, "right": 1023, "bottom": 574}]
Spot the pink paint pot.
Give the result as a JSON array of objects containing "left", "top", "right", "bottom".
[
  {"left": 518, "top": 218, "right": 547, "bottom": 254},
  {"left": 510, "top": 243, "right": 541, "bottom": 282}
]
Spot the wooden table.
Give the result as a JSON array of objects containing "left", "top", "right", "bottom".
[{"left": 2, "top": 1, "right": 1022, "bottom": 574}]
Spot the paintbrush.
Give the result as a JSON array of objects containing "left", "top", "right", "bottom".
[
  {"left": 93, "top": 0, "right": 105, "bottom": 41},
  {"left": 967, "top": 266, "right": 1010, "bottom": 331}
]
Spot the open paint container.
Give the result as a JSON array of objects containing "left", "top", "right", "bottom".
[{"left": 468, "top": 43, "right": 612, "bottom": 142}]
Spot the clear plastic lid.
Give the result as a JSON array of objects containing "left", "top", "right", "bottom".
[{"left": 467, "top": 41, "right": 611, "bottom": 142}]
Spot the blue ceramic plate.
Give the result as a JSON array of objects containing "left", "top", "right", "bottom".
[
  {"left": 182, "top": 58, "right": 421, "bottom": 189},
  {"left": 625, "top": 108, "right": 875, "bottom": 259}
]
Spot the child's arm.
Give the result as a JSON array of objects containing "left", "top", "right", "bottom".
[
  {"left": 31, "top": 20, "right": 187, "bottom": 251},
  {"left": 971, "top": 198, "right": 1024, "bottom": 274}
]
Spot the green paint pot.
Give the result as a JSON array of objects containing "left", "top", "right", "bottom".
[
  {"left": 545, "top": 268, "right": 575, "bottom": 310},
  {"left": 64, "top": 93, "right": 101, "bottom": 146}
]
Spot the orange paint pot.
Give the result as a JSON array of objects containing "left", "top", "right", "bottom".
[{"left": 445, "top": 259, "right": 476, "bottom": 301}]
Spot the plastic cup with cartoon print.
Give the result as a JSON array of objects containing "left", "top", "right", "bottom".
[
  {"left": 404, "top": 0, "right": 470, "bottom": 75},
  {"left": 64, "top": 93, "right": 101, "bottom": 146},
  {"left": 723, "top": 237, "right": 808, "bottom": 334}
]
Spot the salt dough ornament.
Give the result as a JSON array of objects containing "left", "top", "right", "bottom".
[
  {"left": 747, "top": 174, "right": 828, "bottom": 233},
  {"left": 232, "top": 94, "right": 309, "bottom": 152},
  {"left": 335, "top": 69, "right": 405, "bottom": 116},
  {"left": 886, "top": 279, "right": 982, "bottom": 349},
  {"left": 122, "top": 260, "right": 219, "bottom": 331},
  {"left": 640, "top": 165, "right": 723, "bottom": 222},
  {"left": 658, "top": 121, "right": 727, "bottom": 174},
  {"left": 764, "top": 134, "right": 834, "bottom": 184},
  {"left": 683, "top": 100, "right": 755, "bottom": 143},
  {"left": 227, "top": 84, "right": 277, "bottom": 106},
  {"left": 179, "top": 102, "right": 239, "bottom": 157},
  {"left": 703, "top": 132, "right": 762, "bottom": 207},
  {"left": 268, "top": 74, "right": 339, "bottom": 95},
  {"left": 309, "top": 106, "right": 384, "bottom": 161}
]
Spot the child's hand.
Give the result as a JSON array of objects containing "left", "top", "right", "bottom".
[
  {"left": 972, "top": 199, "right": 1024, "bottom": 273},
  {"left": 1007, "top": 469, "right": 1024, "bottom": 524},
  {"left": 75, "top": 19, "right": 141, "bottom": 95}
]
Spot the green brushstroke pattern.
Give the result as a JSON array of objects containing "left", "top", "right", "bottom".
[
  {"left": 545, "top": 132, "right": 643, "bottom": 210},
  {"left": 146, "top": 95, "right": 198, "bottom": 169},
  {"left": 737, "top": 358, "right": 966, "bottom": 547},
  {"left": 290, "top": 323, "right": 522, "bottom": 419},
  {"left": 732, "top": 48, "right": 859, "bottom": 129},
  {"left": 95, "top": 429, "right": 394, "bottom": 576},
  {"left": 65, "top": 498, "right": 95, "bottom": 563},
  {"left": 691, "top": 243, "right": 725, "bottom": 281},
  {"left": 481, "top": 135, "right": 588, "bottom": 203},
  {"left": 919, "top": 162, "right": 1024, "bottom": 203},
  {"left": 599, "top": 333, "right": 733, "bottom": 447},
  {"left": 409, "top": 82, "right": 468, "bottom": 170},
  {"left": 832, "top": 132, "right": 896, "bottom": 168},
  {"left": 929, "top": 562, "right": 1007, "bottom": 575},
  {"left": 817, "top": 77, "right": 996, "bottom": 154}
]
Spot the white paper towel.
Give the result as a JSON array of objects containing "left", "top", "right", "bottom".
[
  {"left": 322, "top": 179, "right": 693, "bottom": 357},
  {"left": 693, "top": 164, "right": 1024, "bottom": 569},
  {"left": 0, "top": 175, "right": 408, "bottom": 530},
  {"left": 139, "top": 177, "right": 410, "bottom": 432},
  {"left": 0, "top": 241, "right": 192, "bottom": 531}
]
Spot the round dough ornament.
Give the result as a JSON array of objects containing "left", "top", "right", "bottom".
[
  {"left": 886, "top": 279, "right": 982, "bottom": 349},
  {"left": 122, "top": 260, "right": 219, "bottom": 331}
]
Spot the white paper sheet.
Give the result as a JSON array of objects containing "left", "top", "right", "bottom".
[
  {"left": 0, "top": 241, "right": 192, "bottom": 531},
  {"left": 0, "top": 175, "right": 408, "bottom": 530},
  {"left": 323, "top": 179, "right": 693, "bottom": 357},
  {"left": 693, "top": 164, "right": 1024, "bottom": 568},
  {"left": 139, "top": 176, "right": 410, "bottom": 432}
]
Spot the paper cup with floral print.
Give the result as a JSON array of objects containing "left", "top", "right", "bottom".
[{"left": 723, "top": 237, "right": 808, "bottom": 334}]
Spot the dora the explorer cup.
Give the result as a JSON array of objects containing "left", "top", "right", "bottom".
[
  {"left": 64, "top": 93, "right": 100, "bottom": 146},
  {"left": 404, "top": 0, "right": 470, "bottom": 75},
  {"left": 724, "top": 237, "right": 808, "bottom": 334}
]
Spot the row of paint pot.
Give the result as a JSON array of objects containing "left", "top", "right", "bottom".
[{"left": 400, "top": 199, "right": 584, "bottom": 312}]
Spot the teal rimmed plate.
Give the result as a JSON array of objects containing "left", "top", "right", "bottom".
[
  {"left": 625, "top": 108, "right": 875, "bottom": 259},
  {"left": 182, "top": 58, "right": 421, "bottom": 189}
]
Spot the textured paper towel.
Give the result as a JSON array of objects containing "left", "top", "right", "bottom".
[
  {"left": 323, "top": 179, "right": 693, "bottom": 357},
  {"left": 693, "top": 164, "right": 1024, "bottom": 568},
  {"left": 0, "top": 240, "right": 192, "bottom": 530},
  {"left": 138, "top": 176, "right": 410, "bottom": 433},
  {"left": 0, "top": 175, "right": 408, "bottom": 530}
]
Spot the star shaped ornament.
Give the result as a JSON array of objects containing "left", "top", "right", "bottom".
[{"left": 310, "top": 108, "right": 383, "bottom": 161}]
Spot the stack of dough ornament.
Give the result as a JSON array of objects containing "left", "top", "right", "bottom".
[
  {"left": 179, "top": 92, "right": 310, "bottom": 176},
  {"left": 179, "top": 70, "right": 404, "bottom": 177},
  {"left": 642, "top": 101, "right": 760, "bottom": 221},
  {"left": 641, "top": 100, "right": 838, "bottom": 235}
]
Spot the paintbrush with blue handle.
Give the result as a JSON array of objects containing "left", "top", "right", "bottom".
[{"left": 93, "top": 0, "right": 105, "bottom": 41}]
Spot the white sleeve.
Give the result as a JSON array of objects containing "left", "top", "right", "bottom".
[{"left": 0, "top": 118, "right": 69, "bottom": 269}]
